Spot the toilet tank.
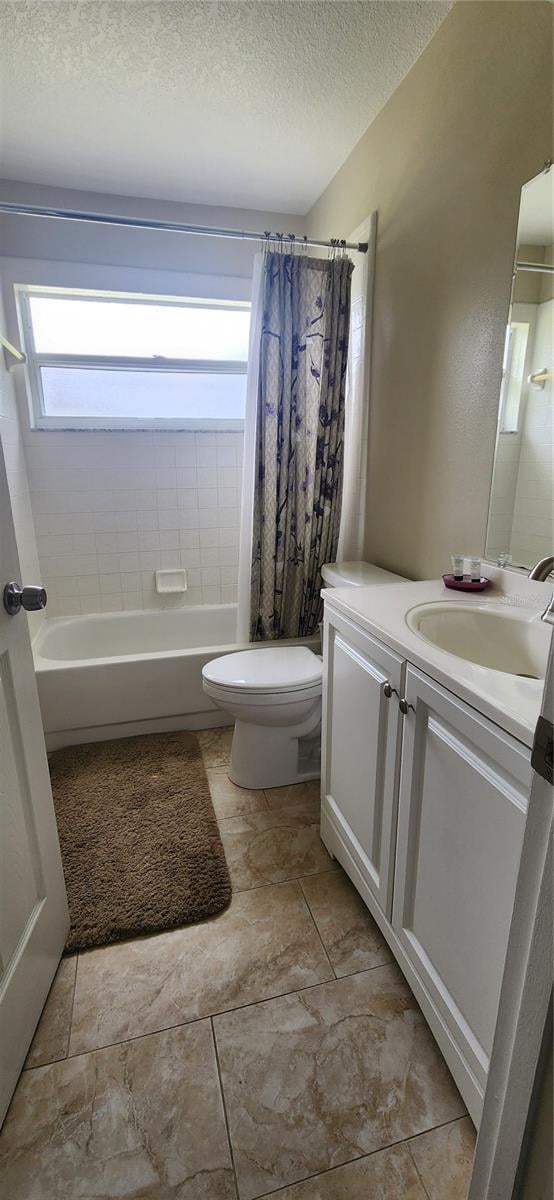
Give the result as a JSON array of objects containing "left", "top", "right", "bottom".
[{"left": 321, "top": 560, "right": 406, "bottom": 588}]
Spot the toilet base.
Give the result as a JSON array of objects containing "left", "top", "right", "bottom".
[{"left": 228, "top": 719, "right": 321, "bottom": 790}]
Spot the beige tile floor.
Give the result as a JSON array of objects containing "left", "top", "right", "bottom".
[{"left": 0, "top": 727, "right": 476, "bottom": 1199}]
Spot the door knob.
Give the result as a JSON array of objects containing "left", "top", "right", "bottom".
[
  {"left": 399, "top": 697, "right": 415, "bottom": 716},
  {"left": 3, "top": 582, "right": 47, "bottom": 616}
]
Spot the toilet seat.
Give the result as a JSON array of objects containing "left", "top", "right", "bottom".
[
  {"left": 201, "top": 646, "right": 323, "bottom": 788},
  {"left": 202, "top": 646, "right": 322, "bottom": 696},
  {"left": 203, "top": 679, "right": 321, "bottom": 707}
]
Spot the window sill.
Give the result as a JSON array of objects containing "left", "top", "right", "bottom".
[{"left": 30, "top": 418, "right": 245, "bottom": 433}]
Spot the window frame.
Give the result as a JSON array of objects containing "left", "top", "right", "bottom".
[{"left": 17, "top": 284, "right": 249, "bottom": 431}]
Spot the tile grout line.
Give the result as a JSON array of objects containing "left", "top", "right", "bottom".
[
  {"left": 406, "top": 1141, "right": 434, "bottom": 1200},
  {"left": 217, "top": 800, "right": 321, "bottom": 827},
  {"left": 296, "top": 878, "right": 337, "bottom": 981},
  {"left": 21, "top": 863, "right": 341, "bottom": 1077},
  {"left": 228, "top": 864, "right": 339, "bottom": 896},
  {"left": 248, "top": 1116, "right": 471, "bottom": 1200},
  {"left": 22, "top": 950, "right": 80, "bottom": 1074},
  {"left": 21, "top": 961, "right": 417, "bottom": 1073},
  {"left": 66, "top": 951, "right": 79, "bottom": 1060},
  {"left": 210, "top": 1015, "right": 241, "bottom": 1200}
]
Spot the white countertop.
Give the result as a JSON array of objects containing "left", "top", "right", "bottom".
[{"left": 323, "top": 571, "right": 552, "bottom": 748}]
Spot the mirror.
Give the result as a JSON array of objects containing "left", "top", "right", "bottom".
[{"left": 485, "top": 165, "right": 553, "bottom": 571}]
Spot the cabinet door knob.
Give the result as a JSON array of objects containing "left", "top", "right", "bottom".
[
  {"left": 399, "top": 697, "right": 415, "bottom": 716},
  {"left": 383, "top": 682, "right": 393, "bottom": 699}
]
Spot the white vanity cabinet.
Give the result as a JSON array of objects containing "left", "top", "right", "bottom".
[
  {"left": 321, "top": 608, "right": 404, "bottom": 917},
  {"left": 392, "top": 666, "right": 530, "bottom": 1102},
  {"left": 321, "top": 603, "right": 532, "bottom": 1123}
]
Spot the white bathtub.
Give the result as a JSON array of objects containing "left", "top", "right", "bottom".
[{"left": 33, "top": 604, "right": 318, "bottom": 749}]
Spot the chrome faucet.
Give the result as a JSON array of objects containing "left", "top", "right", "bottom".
[
  {"left": 541, "top": 593, "right": 554, "bottom": 625},
  {"left": 528, "top": 556, "right": 554, "bottom": 582}
]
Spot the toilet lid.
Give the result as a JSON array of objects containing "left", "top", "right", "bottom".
[{"left": 202, "top": 647, "right": 323, "bottom": 695}]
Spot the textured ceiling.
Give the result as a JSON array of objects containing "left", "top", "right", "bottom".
[{"left": 0, "top": 1, "right": 452, "bottom": 214}]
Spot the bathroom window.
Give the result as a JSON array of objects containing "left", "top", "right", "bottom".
[{"left": 18, "top": 286, "right": 250, "bottom": 430}]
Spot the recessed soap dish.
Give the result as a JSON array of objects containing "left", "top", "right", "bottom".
[{"left": 155, "top": 569, "right": 187, "bottom": 594}]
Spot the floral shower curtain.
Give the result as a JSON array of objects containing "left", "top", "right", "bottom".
[{"left": 249, "top": 250, "right": 353, "bottom": 640}]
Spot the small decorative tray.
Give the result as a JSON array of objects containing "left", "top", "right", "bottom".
[{"left": 442, "top": 574, "right": 491, "bottom": 592}]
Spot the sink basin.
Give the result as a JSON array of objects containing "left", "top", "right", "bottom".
[{"left": 406, "top": 602, "right": 550, "bottom": 679}]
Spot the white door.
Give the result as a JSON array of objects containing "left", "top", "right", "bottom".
[
  {"left": 392, "top": 666, "right": 531, "bottom": 1118},
  {"left": 321, "top": 608, "right": 404, "bottom": 917},
  {"left": 468, "top": 642, "right": 553, "bottom": 1198},
  {"left": 0, "top": 440, "right": 68, "bottom": 1124}
]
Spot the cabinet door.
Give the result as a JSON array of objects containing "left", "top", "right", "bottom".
[
  {"left": 321, "top": 609, "right": 404, "bottom": 917},
  {"left": 393, "top": 666, "right": 531, "bottom": 1094}
]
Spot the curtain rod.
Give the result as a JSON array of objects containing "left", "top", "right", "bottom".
[
  {"left": 0, "top": 201, "right": 368, "bottom": 254},
  {"left": 515, "top": 260, "right": 554, "bottom": 275}
]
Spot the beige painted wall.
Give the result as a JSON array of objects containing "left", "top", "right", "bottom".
[{"left": 307, "top": 1, "right": 553, "bottom": 579}]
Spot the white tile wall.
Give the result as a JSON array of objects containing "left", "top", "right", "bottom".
[
  {"left": 487, "top": 298, "right": 553, "bottom": 568},
  {"left": 25, "top": 429, "right": 243, "bottom": 616},
  {"left": 486, "top": 431, "right": 522, "bottom": 560},
  {"left": 508, "top": 299, "right": 553, "bottom": 567}
]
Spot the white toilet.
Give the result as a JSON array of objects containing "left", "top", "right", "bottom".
[{"left": 202, "top": 560, "right": 406, "bottom": 789}]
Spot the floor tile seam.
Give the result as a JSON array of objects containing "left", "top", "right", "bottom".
[
  {"left": 25, "top": 872, "right": 343, "bottom": 1072},
  {"left": 214, "top": 800, "right": 271, "bottom": 820},
  {"left": 296, "top": 878, "right": 337, "bottom": 981},
  {"left": 248, "top": 1116, "right": 471, "bottom": 1200},
  {"left": 213, "top": 807, "right": 269, "bottom": 823},
  {"left": 21, "top": 951, "right": 79, "bottom": 1074},
  {"left": 67, "top": 951, "right": 79, "bottom": 1060},
  {"left": 217, "top": 802, "right": 321, "bottom": 828},
  {"left": 28, "top": 872, "right": 339, "bottom": 1072},
  {"left": 30, "top": 1010, "right": 211, "bottom": 1073},
  {"left": 205, "top": 768, "right": 267, "bottom": 790},
  {"left": 229, "top": 865, "right": 339, "bottom": 895},
  {"left": 208, "top": 961, "right": 410, "bottom": 1028},
  {"left": 405, "top": 1141, "right": 433, "bottom": 1200},
  {"left": 261, "top": 788, "right": 320, "bottom": 806},
  {"left": 33, "top": 962, "right": 397, "bottom": 1070},
  {"left": 210, "top": 1015, "right": 241, "bottom": 1200},
  {"left": 207, "top": 787, "right": 269, "bottom": 819},
  {"left": 229, "top": 866, "right": 338, "bottom": 891}
]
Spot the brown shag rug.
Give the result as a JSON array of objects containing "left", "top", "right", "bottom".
[{"left": 49, "top": 731, "right": 232, "bottom": 952}]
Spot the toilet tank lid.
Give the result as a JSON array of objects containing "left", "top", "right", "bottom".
[{"left": 321, "top": 561, "right": 406, "bottom": 587}]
